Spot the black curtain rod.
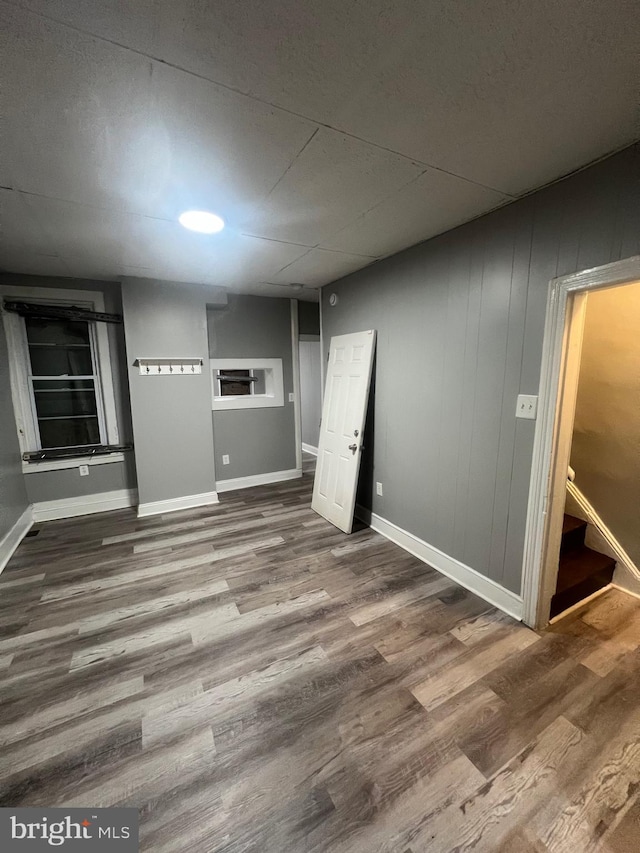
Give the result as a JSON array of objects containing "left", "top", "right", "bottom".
[
  {"left": 3, "top": 301, "right": 123, "bottom": 325},
  {"left": 22, "top": 443, "right": 133, "bottom": 463}
]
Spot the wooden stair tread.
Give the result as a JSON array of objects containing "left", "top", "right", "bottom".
[
  {"left": 561, "top": 513, "right": 588, "bottom": 554},
  {"left": 562, "top": 514, "right": 587, "bottom": 536},
  {"left": 553, "top": 516, "right": 615, "bottom": 617},
  {"left": 555, "top": 546, "right": 615, "bottom": 594}
]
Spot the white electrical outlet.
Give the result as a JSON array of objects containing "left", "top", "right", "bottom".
[
  {"left": 288, "top": 392, "right": 294, "bottom": 402},
  {"left": 516, "top": 394, "right": 538, "bottom": 420},
  {"left": 376, "top": 482, "right": 383, "bottom": 496},
  {"left": 79, "top": 464, "right": 89, "bottom": 477},
  {"left": 222, "top": 454, "right": 230, "bottom": 465}
]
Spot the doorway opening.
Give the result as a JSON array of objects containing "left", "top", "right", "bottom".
[
  {"left": 299, "top": 335, "right": 322, "bottom": 458},
  {"left": 522, "top": 256, "right": 640, "bottom": 630}
]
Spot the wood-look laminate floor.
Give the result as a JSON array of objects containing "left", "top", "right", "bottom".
[{"left": 1, "top": 457, "right": 640, "bottom": 852}]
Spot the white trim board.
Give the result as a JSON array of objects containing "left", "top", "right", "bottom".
[
  {"left": 548, "top": 584, "right": 640, "bottom": 625},
  {"left": 137, "top": 490, "right": 219, "bottom": 518},
  {"left": 291, "top": 299, "right": 303, "bottom": 472},
  {"left": 356, "top": 505, "right": 524, "bottom": 621},
  {"left": 33, "top": 489, "right": 137, "bottom": 522},
  {"left": 319, "top": 294, "right": 325, "bottom": 404},
  {"left": 301, "top": 443, "right": 318, "bottom": 456},
  {"left": 0, "top": 506, "right": 34, "bottom": 575},
  {"left": 548, "top": 584, "right": 613, "bottom": 624},
  {"left": 216, "top": 468, "right": 302, "bottom": 493},
  {"left": 567, "top": 480, "right": 640, "bottom": 581}
]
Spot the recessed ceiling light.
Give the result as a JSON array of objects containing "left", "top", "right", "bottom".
[{"left": 178, "top": 210, "right": 225, "bottom": 234}]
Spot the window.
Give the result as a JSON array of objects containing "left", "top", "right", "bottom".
[
  {"left": 210, "top": 358, "right": 284, "bottom": 410},
  {"left": 217, "top": 368, "right": 267, "bottom": 398},
  {"left": 1, "top": 285, "right": 121, "bottom": 466},
  {"left": 24, "top": 315, "right": 103, "bottom": 449}
]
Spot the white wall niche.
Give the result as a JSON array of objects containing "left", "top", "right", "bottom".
[{"left": 210, "top": 358, "right": 284, "bottom": 410}]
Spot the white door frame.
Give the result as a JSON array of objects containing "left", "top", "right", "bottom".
[
  {"left": 521, "top": 255, "right": 640, "bottom": 628},
  {"left": 319, "top": 295, "right": 325, "bottom": 403},
  {"left": 290, "top": 299, "right": 303, "bottom": 472}
]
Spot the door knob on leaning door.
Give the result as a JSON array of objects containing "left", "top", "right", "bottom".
[{"left": 348, "top": 443, "right": 358, "bottom": 454}]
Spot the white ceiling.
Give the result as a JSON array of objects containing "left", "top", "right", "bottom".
[{"left": 1, "top": 0, "right": 638, "bottom": 301}]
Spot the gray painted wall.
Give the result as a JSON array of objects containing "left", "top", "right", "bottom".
[
  {"left": 299, "top": 340, "right": 322, "bottom": 449},
  {"left": 208, "top": 294, "right": 297, "bottom": 480},
  {"left": 122, "top": 278, "right": 222, "bottom": 505},
  {"left": 321, "top": 143, "right": 640, "bottom": 595},
  {"left": 23, "top": 458, "right": 135, "bottom": 504},
  {"left": 0, "top": 317, "right": 29, "bottom": 542},
  {"left": 0, "top": 274, "right": 136, "bottom": 504}
]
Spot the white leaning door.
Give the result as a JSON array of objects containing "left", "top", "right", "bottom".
[{"left": 312, "top": 329, "right": 376, "bottom": 533}]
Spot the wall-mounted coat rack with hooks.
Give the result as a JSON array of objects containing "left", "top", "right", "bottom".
[{"left": 135, "top": 357, "right": 203, "bottom": 375}]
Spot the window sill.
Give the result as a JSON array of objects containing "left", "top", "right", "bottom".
[
  {"left": 212, "top": 394, "right": 284, "bottom": 411},
  {"left": 22, "top": 451, "right": 128, "bottom": 474}
]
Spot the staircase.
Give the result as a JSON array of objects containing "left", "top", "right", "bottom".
[{"left": 550, "top": 515, "right": 616, "bottom": 618}]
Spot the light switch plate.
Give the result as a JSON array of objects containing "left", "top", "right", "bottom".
[
  {"left": 222, "top": 454, "right": 230, "bottom": 465},
  {"left": 516, "top": 394, "right": 538, "bottom": 420}
]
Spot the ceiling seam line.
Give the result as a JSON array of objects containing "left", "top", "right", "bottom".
[
  {"left": 238, "top": 233, "right": 316, "bottom": 249},
  {"left": 308, "top": 247, "right": 378, "bottom": 258},
  {"left": 5, "top": 186, "right": 180, "bottom": 220},
  {"left": 6, "top": 0, "right": 516, "bottom": 199},
  {"left": 264, "top": 128, "right": 321, "bottom": 198},
  {"left": 272, "top": 249, "right": 314, "bottom": 278},
  {"left": 6, "top": 188, "right": 261, "bottom": 232},
  {"left": 270, "top": 242, "right": 378, "bottom": 282},
  {"left": 314, "top": 167, "right": 434, "bottom": 251}
]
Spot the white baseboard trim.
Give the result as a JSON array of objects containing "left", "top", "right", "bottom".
[
  {"left": 301, "top": 443, "right": 318, "bottom": 456},
  {"left": 137, "top": 490, "right": 219, "bottom": 518},
  {"left": 33, "top": 489, "right": 138, "bottom": 523},
  {"left": 356, "top": 504, "right": 524, "bottom": 621},
  {"left": 216, "top": 468, "right": 303, "bottom": 493},
  {"left": 0, "top": 506, "right": 34, "bottom": 575},
  {"left": 567, "top": 480, "right": 640, "bottom": 581},
  {"left": 548, "top": 584, "right": 612, "bottom": 624}
]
